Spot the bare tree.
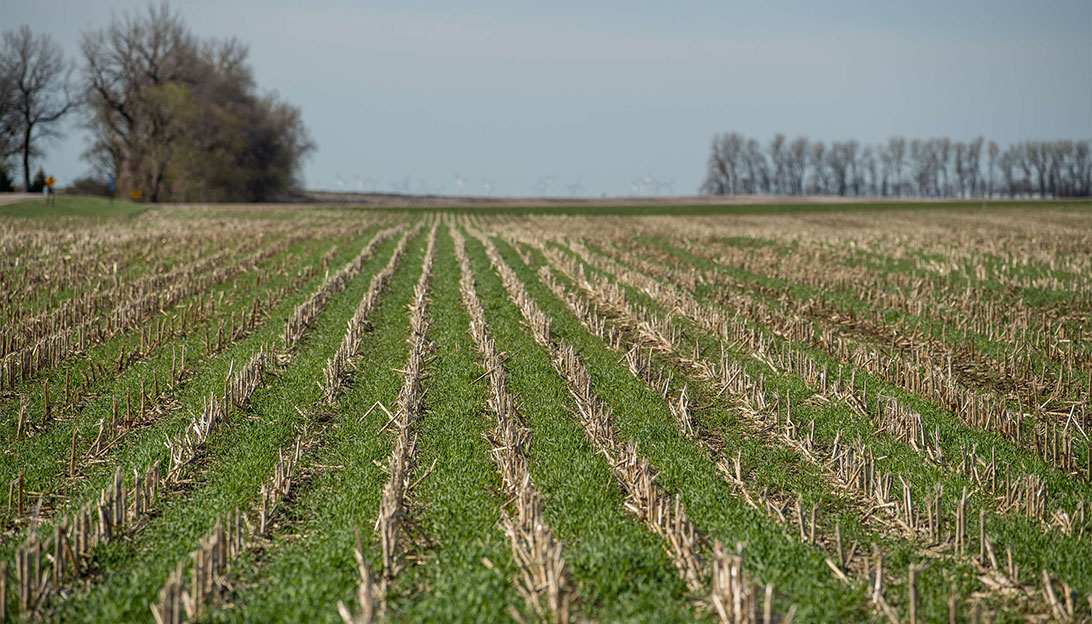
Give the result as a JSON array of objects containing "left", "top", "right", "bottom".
[
  {"left": 808, "top": 142, "right": 827, "bottom": 194},
  {"left": 860, "top": 147, "right": 878, "bottom": 196},
  {"left": 700, "top": 131, "right": 1090, "bottom": 198},
  {"left": 701, "top": 132, "right": 744, "bottom": 195},
  {"left": 986, "top": 140, "right": 999, "bottom": 198},
  {"left": 767, "top": 134, "right": 786, "bottom": 195},
  {"left": 788, "top": 137, "right": 808, "bottom": 195},
  {"left": 81, "top": 2, "right": 198, "bottom": 200},
  {"left": 0, "top": 57, "right": 17, "bottom": 159},
  {"left": 966, "top": 137, "right": 983, "bottom": 197},
  {"left": 888, "top": 137, "right": 906, "bottom": 197},
  {"left": 0, "top": 25, "right": 75, "bottom": 190}
]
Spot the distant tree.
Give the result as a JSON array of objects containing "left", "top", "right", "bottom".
[
  {"left": 808, "top": 142, "right": 827, "bottom": 194},
  {"left": 81, "top": 2, "right": 312, "bottom": 202},
  {"left": 0, "top": 55, "right": 17, "bottom": 160},
  {"left": 966, "top": 137, "right": 983, "bottom": 197},
  {"left": 700, "top": 131, "right": 1091, "bottom": 199},
  {"left": 888, "top": 137, "right": 906, "bottom": 197},
  {"left": 860, "top": 146, "right": 878, "bottom": 196},
  {"left": 701, "top": 132, "right": 744, "bottom": 195},
  {"left": 788, "top": 137, "right": 808, "bottom": 195},
  {"left": 28, "top": 166, "right": 45, "bottom": 192},
  {"left": 0, "top": 26, "right": 75, "bottom": 190},
  {"left": 767, "top": 134, "right": 787, "bottom": 195},
  {"left": 987, "top": 140, "right": 999, "bottom": 197},
  {"left": 0, "top": 161, "right": 14, "bottom": 191}
]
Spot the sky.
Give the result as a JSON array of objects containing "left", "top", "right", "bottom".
[{"left": 2, "top": 0, "right": 1090, "bottom": 196}]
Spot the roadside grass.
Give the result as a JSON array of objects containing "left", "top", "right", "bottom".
[{"left": 0, "top": 195, "right": 149, "bottom": 219}]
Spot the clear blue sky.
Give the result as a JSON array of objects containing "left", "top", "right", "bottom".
[{"left": 2, "top": 0, "right": 1090, "bottom": 196}]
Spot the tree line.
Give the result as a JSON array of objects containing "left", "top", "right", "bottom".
[
  {"left": 0, "top": 2, "right": 312, "bottom": 201},
  {"left": 702, "top": 132, "right": 1092, "bottom": 199}
]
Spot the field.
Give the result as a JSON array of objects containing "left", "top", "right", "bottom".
[{"left": 1, "top": 196, "right": 1091, "bottom": 623}]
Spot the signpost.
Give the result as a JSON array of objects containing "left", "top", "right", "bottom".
[
  {"left": 44, "top": 176, "right": 56, "bottom": 206},
  {"left": 130, "top": 189, "right": 143, "bottom": 200}
]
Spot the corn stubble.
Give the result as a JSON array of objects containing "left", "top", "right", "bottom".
[{"left": 4, "top": 204, "right": 1092, "bottom": 623}]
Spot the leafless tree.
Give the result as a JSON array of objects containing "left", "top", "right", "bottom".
[
  {"left": 788, "top": 137, "right": 808, "bottom": 195},
  {"left": 81, "top": 2, "right": 198, "bottom": 200},
  {"left": 966, "top": 137, "right": 983, "bottom": 197},
  {"left": 0, "top": 25, "right": 75, "bottom": 190},
  {"left": 767, "top": 134, "right": 787, "bottom": 195},
  {"left": 702, "top": 131, "right": 1091, "bottom": 199},
  {"left": 701, "top": 132, "right": 744, "bottom": 195},
  {"left": 0, "top": 59, "right": 18, "bottom": 160},
  {"left": 986, "top": 140, "right": 999, "bottom": 198},
  {"left": 888, "top": 137, "right": 906, "bottom": 197}
]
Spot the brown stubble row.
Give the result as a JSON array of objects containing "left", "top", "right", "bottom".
[
  {"left": 468, "top": 225, "right": 784, "bottom": 624},
  {"left": 0, "top": 233, "right": 277, "bottom": 389},
  {"left": 529, "top": 238, "right": 925, "bottom": 619},
  {"left": 153, "top": 224, "right": 422, "bottom": 624},
  {"left": 554, "top": 235, "right": 1091, "bottom": 540},
  {"left": 527, "top": 231, "right": 1087, "bottom": 621},
  {"left": 0, "top": 227, "right": 397, "bottom": 621},
  {"left": 588, "top": 237, "right": 1091, "bottom": 485},
  {"left": 340, "top": 224, "right": 439, "bottom": 623},
  {"left": 1, "top": 222, "right": 246, "bottom": 335},
  {"left": 4, "top": 251, "right": 316, "bottom": 448},
  {"left": 4, "top": 258, "right": 320, "bottom": 524},
  {"left": 283, "top": 225, "right": 404, "bottom": 350},
  {"left": 323, "top": 224, "right": 423, "bottom": 401},
  {"left": 513, "top": 212, "right": 1091, "bottom": 399},
  {"left": 632, "top": 208, "right": 1092, "bottom": 298},
  {"left": 450, "top": 225, "right": 573, "bottom": 623},
  {"left": 664, "top": 227, "right": 1090, "bottom": 365},
  {"left": 6, "top": 346, "right": 269, "bottom": 619},
  {"left": 636, "top": 238, "right": 1091, "bottom": 413},
  {"left": 0, "top": 210, "right": 370, "bottom": 335},
  {"left": 150, "top": 434, "right": 305, "bottom": 624}
]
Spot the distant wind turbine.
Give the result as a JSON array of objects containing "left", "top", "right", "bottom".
[
  {"left": 390, "top": 176, "right": 412, "bottom": 194},
  {"left": 566, "top": 177, "right": 584, "bottom": 197},
  {"left": 536, "top": 174, "right": 557, "bottom": 196}
]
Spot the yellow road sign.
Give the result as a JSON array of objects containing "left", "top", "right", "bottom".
[
  {"left": 45, "top": 176, "right": 55, "bottom": 186},
  {"left": 130, "top": 189, "right": 143, "bottom": 200}
]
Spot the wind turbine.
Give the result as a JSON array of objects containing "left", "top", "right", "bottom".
[
  {"left": 453, "top": 173, "right": 468, "bottom": 195},
  {"left": 482, "top": 179, "right": 495, "bottom": 195},
  {"left": 535, "top": 174, "right": 557, "bottom": 196},
  {"left": 391, "top": 176, "right": 411, "bottom": 194},
  {"left": 335, "top": 173, "right": 346, "bottom": 190},
  {"left": 566, "top": 177, "right": 584, "bottom": 197}
]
